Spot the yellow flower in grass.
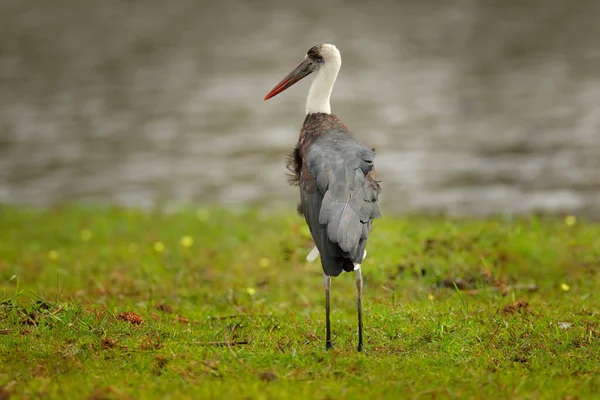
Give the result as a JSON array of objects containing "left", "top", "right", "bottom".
[
  {"left": 80, "top": 229, "right": 92, "bottom": 241},
  {"left": 427, "top": 294, "right": 435, "bottom": 301},
  {"left": 153, "top": 241, "right": 165, "bottom": 253},
  {"left": 48, "top": 250, "right": 60, "bottom": 261},
  {"left": 560, "top": 283, "right": 570, "bottom": 292},
  {"left": 246, "top": 287, "right": 257, "bottom": 296},
  {"left": 564, "top": 215, "right": 576, "bottom": 227},
  {"left": 259, "top": 258, "right": 270, "bottom": 268},
  {"left": 180, "top": 235, "right": 194, "bottom": 248}
]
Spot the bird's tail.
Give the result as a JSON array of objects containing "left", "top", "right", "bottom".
[{"left": 320, "top": 254, "right": 355, "bottom": 277}]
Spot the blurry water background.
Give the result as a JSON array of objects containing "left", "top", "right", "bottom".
[{"left": 1, "top": 0, "right": 599, "bottom": 217}]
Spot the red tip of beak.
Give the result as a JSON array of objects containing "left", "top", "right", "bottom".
[
  {"left": 264, "top": 76, "right": 294, "bottom": 101},
  {"left": 264, "top": 60, "right": 311, "bottom": 101}
]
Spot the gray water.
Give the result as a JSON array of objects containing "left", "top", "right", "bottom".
[{"left": 1, "top": 0, "right": 600, "bottom": 217}]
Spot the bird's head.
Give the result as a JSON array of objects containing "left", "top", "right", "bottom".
[{"left": 264, "top": 44, "right": 341, "bottom": 101}]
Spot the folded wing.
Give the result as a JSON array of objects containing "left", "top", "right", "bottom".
[{"left": 300, "top": 130, "right": 381, "bottom": 276}]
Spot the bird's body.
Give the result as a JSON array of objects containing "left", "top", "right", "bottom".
[
  {"left": 264, "top": 44, "right": 381, "bottom": 351},
  {"left": 288, "top": 112, "right": 381, "bottom": 277}
]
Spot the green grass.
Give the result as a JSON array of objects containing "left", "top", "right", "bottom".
[{"left": 1, "top": 205, "right": 599, "bottom": 399}]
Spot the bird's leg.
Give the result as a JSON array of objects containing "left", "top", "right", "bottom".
[
  {"left": 324, "top": 273, "right": 333, "bottom": 350},
  {"left": 355, "top": 266, "right": 363, "bottom": 352}
]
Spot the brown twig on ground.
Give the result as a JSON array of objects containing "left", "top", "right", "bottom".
[
  {"left": 51, "top": 304, "right": 66, "bottom": 315},
  {"left": 499, "top": 300, "right": 530, "bottom": 315},
  {"left": 208, "top": 314, "right": 271, "bottom": 320},
  {"left": 223, "top": 325, "right": 249, "bottom": 370},
  {"left": 117, "top": 311, "right": 144, "bottom": 324},
  {"left": 197, "top": 341, "right": 249, "bottom": 346},
  {"left": 465, "top": 283, "right": 538, "bottom": 296}
]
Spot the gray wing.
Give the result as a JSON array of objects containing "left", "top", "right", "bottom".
[{"left": 300, "top": 130, "right": 381, "bottom": 276}]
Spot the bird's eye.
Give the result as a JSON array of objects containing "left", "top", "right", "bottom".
[{"left": 315, "top": 56, "right": 324, "bottom": 64}]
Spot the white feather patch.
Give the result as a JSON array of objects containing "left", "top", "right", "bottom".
[
  {"left": 354, "top": 250, "right": 367, "bottom": 270},
  {"left": 306, "top": 246, "right": 320, "bottom": 262}
]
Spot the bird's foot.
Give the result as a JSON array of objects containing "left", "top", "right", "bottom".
[{"left": 326, "top": 341, "right": 333, "bottom": 350}]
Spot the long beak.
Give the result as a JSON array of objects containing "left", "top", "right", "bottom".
[{"left": 264, "top": 59, "right": 316, "bottom": 100}]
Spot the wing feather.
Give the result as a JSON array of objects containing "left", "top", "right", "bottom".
[{"left": 301, "top": 130, "right": 381, "bottom": 273}]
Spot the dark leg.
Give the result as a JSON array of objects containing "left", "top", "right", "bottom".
[
  {"left": 356, "top": 267, "right": 363, "bottom": 352},
  {"left": 324, "top": 273, "right": 332, "bottom": 350}
]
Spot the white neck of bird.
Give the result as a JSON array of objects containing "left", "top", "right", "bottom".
[{"left": 306, "top": 56, "right": 341, "bottom": 115}]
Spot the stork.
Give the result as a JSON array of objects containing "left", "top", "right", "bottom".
[{"left": 264, "top": 44, "right": 381, "bottom": 352}]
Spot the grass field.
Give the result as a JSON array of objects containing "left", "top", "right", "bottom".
[{"left": 0, "top": 205, "right": 599, "bottom": 399}]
